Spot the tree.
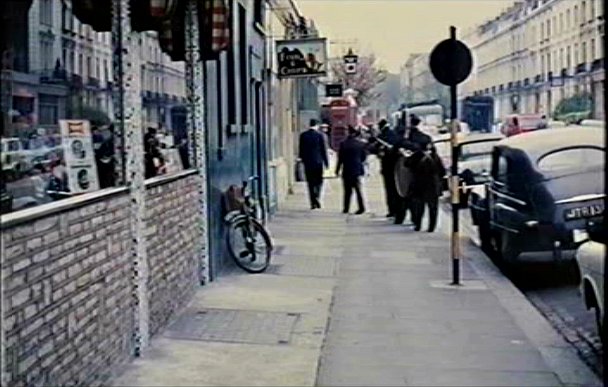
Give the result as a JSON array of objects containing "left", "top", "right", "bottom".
[{"left": 330, "top": 53, "right": 387, "bottom": 107}]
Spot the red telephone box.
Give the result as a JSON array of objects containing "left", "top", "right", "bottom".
[{"left": 325, "top": 97, "right": 358, "bottom": 150}]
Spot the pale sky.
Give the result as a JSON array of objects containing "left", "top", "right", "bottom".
[{"left": 298, "top": 0, "right": 517, "bottom": 73}]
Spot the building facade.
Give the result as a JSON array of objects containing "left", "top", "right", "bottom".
[
  {"left": 2, "top": 0, "right": 187, "bottom": 139},
  {"left": 400, "top": 53, "right": 449, "bottom": 110},
  {"left": 460, "top": 0, "right": 605, "bottom": 120},
  {"left": 1, "top": 0, "right": 313, "bottom": 385}
]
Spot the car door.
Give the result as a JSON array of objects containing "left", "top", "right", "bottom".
[{"left": 488, "top": 149, "right": 529, "bottom": 234}]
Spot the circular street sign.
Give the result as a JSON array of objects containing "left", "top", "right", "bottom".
[{"left": 429, "top": 39, "right": 473, "bottom": 86}]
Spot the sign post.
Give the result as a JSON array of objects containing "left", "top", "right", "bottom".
[{"left": 429, "top": 26, "right": 473, "bottom": 286}]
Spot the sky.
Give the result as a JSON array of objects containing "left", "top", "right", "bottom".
[{"left": 297, "top": 0, "right": 517, "bottom": 73}]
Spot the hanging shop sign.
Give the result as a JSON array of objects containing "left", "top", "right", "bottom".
[
  {"left": 325, "top": 84, "right": 343, "bottom": 97},
  {"left": 276, "top": 38, "right": 328, "bottom": 79},
  {"left": 60, "top": 120, "right": 100, "bottom": 194},
  {"left": 343, "top": 53, "right": 358, "bottom": 74}
]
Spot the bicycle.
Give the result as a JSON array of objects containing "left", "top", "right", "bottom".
[{"left": 225, "top": 176, "right": 273, "bottom": 273}]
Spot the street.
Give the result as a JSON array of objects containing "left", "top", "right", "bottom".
[{"left": 451, "top": 201, "right": 604, "bottom": 377}]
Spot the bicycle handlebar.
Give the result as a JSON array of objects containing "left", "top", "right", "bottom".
[{"left": 242, "top": 175, "right": 260, "bottom": 189}]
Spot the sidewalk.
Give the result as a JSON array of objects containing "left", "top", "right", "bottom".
[{"left": 112, "top": 164, "right": 600, "bottom": 387}]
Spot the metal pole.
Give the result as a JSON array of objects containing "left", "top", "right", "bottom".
[
  {"left": 449, "top": 26, "right": 461, "bottom": 286},
  {"left": 185, "top": 0, "right": 210, "bottom": 284}
]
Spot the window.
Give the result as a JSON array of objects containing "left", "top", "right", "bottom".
[
  {"left": 238, "top": 4, "right": 248, "bottom": 125},
  {"left": 574, "top": 6, "right": 579, "bottom": 25},
  {"left": 574, "top": 43, "right": 579, "bottom": 64},
  {"left": 582, "top": 1, "right": 587, "bottom": 23},
  {"left": 493, "top": 153, "right": 508, "bottom": 184},
  {"left": 546, "top": 19, "right": 551, "bottom": 37},
  {"left": 566, "top": 46, "right": 571, "bottom": 68},
  {"left": 62, "top": 2, "right": 68, "bottom": 30},
  {"left": 560, "top": 48, "right": 564, "bottom": 68},
  {"left": 538, "top": 148, "right": 604, "bottom": 172},
  {"left": 460, "top": 141, "right": 500, "bottom": 161},
  {"left": 95, "top": 58, "right": 100, "bottom": 79},
  {"left": 582, "top": 42, "right": 587, "bottom": 62},
  {"left": 40, "top": 39, "right": 54, "bottom": 70},
  {"left": 86, "top": 56, "right": 92, "bottom": 78},
  {"left": 78, "top": 54, "right": 83, "bottom": 75},
  {"left": 591, "top": 39, "right": 596, "bottom": 60},
  {"left": 540, "top": 21, "right": 544, "bottom": 41},
  {"left": 40, "top": 0, "right": 53, "bottom": 26},
  {"left": 560, "top": 13, "right": 564, "bottom": 33},
  {"left": 253, "top": 0, "right": 263, "bottom": 26},
  {"left": 567, "top": 9, "right": 571, "bottom": 28},
  {"left": 38, "top": 95, "right": 58, "bottom": 125},
  {"left": 591, "top": 0, "right": 596, "bottom": 20}
]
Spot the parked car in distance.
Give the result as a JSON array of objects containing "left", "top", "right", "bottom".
[
  {"left": 1, "top": 138, "right": 28, "bottom": 181},
  {"left": 576, "top": 220, "right": 606, "bottom": 343},
  {"left": 501, "top": 114, "right": 548, "bottom": 137},
  {"left": 470, "top": 126, "right": 605, "bottom": 263}
]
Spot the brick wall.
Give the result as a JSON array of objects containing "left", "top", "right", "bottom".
[
  {"left": 1, "top": 172, "right": 206, "bottom": 386},
  {"left": 1, "top": 192, "right": 134, "bottom": 386},
  {"left": 145, "top": 173, "right": 202, "bottom": 335}
]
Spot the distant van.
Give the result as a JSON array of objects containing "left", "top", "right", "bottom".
[{"left": 501, "top": 114, "right": 548, "bottom": 137}]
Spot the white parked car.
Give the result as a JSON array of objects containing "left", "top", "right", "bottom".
[{"left": 576, "top": 221, "right": 606, "bottom": 343}]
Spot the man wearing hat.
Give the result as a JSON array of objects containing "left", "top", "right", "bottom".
[{"left": 335, "top": 126, "right": 367, "bottom": 214}]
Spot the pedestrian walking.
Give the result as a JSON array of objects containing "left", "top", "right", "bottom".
[
  {"left": 298, "top": 118, "right": 329, "bottom": 209},
  {"left": 371, "top": 118, "right": 399, "bottom": 218},
  {"left": 335, "top": 126, "right": 367, "bottom": 215}
]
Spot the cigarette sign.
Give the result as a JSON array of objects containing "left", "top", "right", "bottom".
[{"left": 59, "top": 120, "right": 100, "bottom": 194}]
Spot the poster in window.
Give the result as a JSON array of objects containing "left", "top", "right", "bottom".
[{"left": 59, "top": 119, "right": 100, "bottom": 193}]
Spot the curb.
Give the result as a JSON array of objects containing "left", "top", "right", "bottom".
[{"left": 460, "top": 236, "right": 602, "bottom": 387}]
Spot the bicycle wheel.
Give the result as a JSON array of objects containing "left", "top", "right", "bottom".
[{"left": 226, "top": 217, "right": 272, "bottom": 273}]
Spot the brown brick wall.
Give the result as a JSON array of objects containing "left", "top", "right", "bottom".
[
  {"left": 145, "top": 174, "right": 202, "bottom": 335},
  {"left": 1, "top": 172, "right": 205, "bottom": 386},
  {"left": 1, "top": 193, "right": 134, "bottom": 386}
]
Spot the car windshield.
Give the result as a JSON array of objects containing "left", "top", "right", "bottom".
[
  {"left": 460, "top": 140, "right": 498, "bottom": 160},
  {"left": 537, "top": 147, "right": 605, "bottom": 173}
]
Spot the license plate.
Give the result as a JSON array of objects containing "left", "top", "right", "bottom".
[
  {"left": 564, "top": 203, "right": 604, "bottom": 221},
  {"left": 572, "top": 229, "right": 589, "bottom": 243}
]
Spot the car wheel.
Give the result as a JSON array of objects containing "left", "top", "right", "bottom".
[
  {"left": 491, "top": 230, "right": 520, "bottom": 270},
  {"left": 591, "top": 300, "right": 606, "bottom": 345}
]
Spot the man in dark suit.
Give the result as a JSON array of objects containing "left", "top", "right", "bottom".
[
  {"left": 298, "top": 118, "right": 329, "bottom": 209},
  {"left": 336, "top": 126, "right": 367, "bottom": 214},
  {"left": 370, "top": 118, "right": 399, "bottom": 218}
]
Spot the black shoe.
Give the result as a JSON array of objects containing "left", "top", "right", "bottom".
[
  {"left": 386, "top": 213, "right": 395, "bottom": 218},
  {"left": 342, "top": 210, "right": 349, "bottom": 214},
  {"left": 355, "top": 209, "right": 365, "bottom": 215},
  {"left": 414, "top": 225, "right": 421, "bottom": 231}
]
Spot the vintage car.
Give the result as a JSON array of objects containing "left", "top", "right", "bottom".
[
  {"left": 469, "top": 126, "right": 605, "bottom": 263},
  {"left": 433, "top": 132, "right": 504, "bottom": 206},
  {"left": 576, "top": 220, "right": 606, "bottom": 343}
]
